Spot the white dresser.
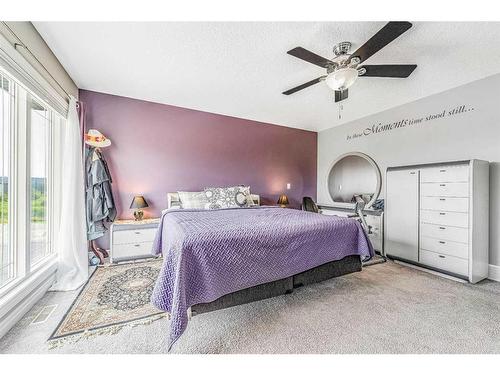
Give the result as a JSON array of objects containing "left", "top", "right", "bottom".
[
  {"left": 385, "top": 160, "right": 489, "bottom": 283},
  {"left": 110, "top": 218, "right": 160, "bottom": 263}
]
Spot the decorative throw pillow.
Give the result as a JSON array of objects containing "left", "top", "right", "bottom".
[
  {"left": 177, "top": 191, "right": 209, "bottom": 209},
  {"left": 204, "top": 186, "right": 252, "bottom": 209}
]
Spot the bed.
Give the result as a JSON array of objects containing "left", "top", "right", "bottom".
[{"left": 151, "top": 193, "right": 373, "bottom": 349}]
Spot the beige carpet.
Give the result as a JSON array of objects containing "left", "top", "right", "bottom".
[{"left": 1, "top": 260, "right": 500, "bottom": 354}]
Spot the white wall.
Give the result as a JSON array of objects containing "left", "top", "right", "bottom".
[{"left": 318, "top": 73, "right": 500, "bottom": 266}]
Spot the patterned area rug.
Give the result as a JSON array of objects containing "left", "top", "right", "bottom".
[{"left": 49, "top": 260, "right": 166, "bottom": 346}]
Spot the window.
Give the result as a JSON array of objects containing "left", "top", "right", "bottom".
[
  {"left": 29, "top": 98, "right": 53, "bottom": 267},
  {"left": 0, "top": 74, "right": 13, "bottom": 288},
  {"left": 0, "top": 66, "right": 60, "bottom": 294}
]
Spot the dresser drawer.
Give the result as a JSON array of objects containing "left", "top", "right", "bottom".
[
  {"left": 420, "top": 197, "right": 468, "bottom": 213},
  {"left": 420, "top": 236, "right": 468, "bottom": 259},
  {"left": 113, "top": 228, "right": 157, "bottom": 245},
  {"left": 420, "top": 165, "right": 469, "bottom": 183},
  {"left": 420, "top": 182, "right": 469, "bottom": 197},
  {"left": 112, "top": 241, "right": 154, "bottom": 260},
  {"left": 420, "top": 210, "right": 468, "bottom": 228},
  {"left": 420, "top": 223, "right": 468, "bottom": 244},
  {"left": 420, "top": 249, "right": 468, "bottom": 276}
]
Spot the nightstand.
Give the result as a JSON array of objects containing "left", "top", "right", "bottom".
[{"left": 110, "top": 218, "right": 160, "bottom": 263}]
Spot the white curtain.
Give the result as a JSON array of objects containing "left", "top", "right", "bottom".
[{"left": 50, "top": 96, "right": 88, "bottom": 291}]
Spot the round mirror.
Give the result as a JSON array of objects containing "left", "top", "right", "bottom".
[{"left": 327, "top": 152, "right": 381, "bottom": 209}]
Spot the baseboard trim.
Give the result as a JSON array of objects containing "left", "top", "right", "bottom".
[
  {"left": 488, "top": 264, "right": 500, "bottom": 282},
  {"left": 393, "top": 260, "right": 468, "bottom": 283},
  {"left": 0, "top": 272, "right": 56, "bottom": 339},
  {"left": 393, "top": 260, "right": 500, "bottom": 283}
]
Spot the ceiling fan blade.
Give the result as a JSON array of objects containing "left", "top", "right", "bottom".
[
  {"left": 282, "top": 76, "right": 325, "bottom": 95},
  {"left": 335, "top": 89, "right": 348, "bottom": 103},
  {"left": 348, "top": 22, "right": 413, "bottom": 64},
  {"left": 359, "top": 64, "right": 417, "bottom": 78},
  {"left": 287, "top": 47, "right": 334, "bottom": 68}
]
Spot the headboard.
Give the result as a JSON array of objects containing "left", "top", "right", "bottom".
[{"left": 167, "top": 192, "right": 260, "bottom": 209}]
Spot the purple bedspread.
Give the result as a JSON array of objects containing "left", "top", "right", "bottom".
[{"left": 151, "top": 206, "right": 373, "bottom": 349}]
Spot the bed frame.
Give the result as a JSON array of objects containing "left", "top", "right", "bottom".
[
  {"left": 165, "top": 191, "right": 362, "bottom": 317},
  {"left": 191, "top": 255, "right": 361, "bottom": 316}
]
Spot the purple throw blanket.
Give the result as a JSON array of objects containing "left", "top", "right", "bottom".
[{"left": 151, "top": 206, "right": 373, "bottom": 349}]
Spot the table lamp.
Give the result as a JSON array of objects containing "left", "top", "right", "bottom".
[
  {"left": 277, "top": 193, "right": 289, "bottom": 208},
  {"left": 130, "top": 195, "right": 149, "bottom": 221}
]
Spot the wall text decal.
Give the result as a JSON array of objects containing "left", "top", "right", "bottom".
[{"left": 346, "top": 104, "right": 474, "bottom": 141}]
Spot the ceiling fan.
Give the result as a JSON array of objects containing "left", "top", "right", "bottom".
[{"left": 282, "top": 21, "right": 417, "bottom": 102}]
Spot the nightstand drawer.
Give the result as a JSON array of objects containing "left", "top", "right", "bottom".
[
  {"left": 113, "top": 228, "right": 157, "bottom": 245},
  {"left": 112, "top": 242, "right": 154, "bottom": 261}
]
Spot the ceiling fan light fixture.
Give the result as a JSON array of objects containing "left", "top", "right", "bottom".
[
  {"left": 325, "top": 67, "right": 359, "bottom": 91},
  {"left": 283, "top": 22, "right": 416, "bottom": 101}
]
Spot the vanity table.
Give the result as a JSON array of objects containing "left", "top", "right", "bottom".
[
  {"left": 318, "top": 205, "right": 384, "bottom": 254},
  {"left": 321, "top": 151, "right": 384, "bottom": 254}
]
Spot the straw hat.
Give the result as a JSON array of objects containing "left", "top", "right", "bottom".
[{"left": 84, "top": 129, "right": 111, "bottom": 148}]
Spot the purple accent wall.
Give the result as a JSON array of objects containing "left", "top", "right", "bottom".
[{"left": 80, "top": 90, "right": 317, "bottom": 226}]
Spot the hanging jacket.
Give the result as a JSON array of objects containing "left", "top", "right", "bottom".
[{"left": 85, "top": 146, "right": 117, "bottom": 240}]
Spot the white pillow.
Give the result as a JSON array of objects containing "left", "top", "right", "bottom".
[{"left": 177, "top": 191, "right": 209, "bottom": 209}]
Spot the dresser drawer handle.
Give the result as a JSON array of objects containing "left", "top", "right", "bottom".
[
  {"left": 439, "top": 212, "right": 446, "bottom": 215},
  {"left": 134, "top": 244, "right": 141, "bottom": 247},
  {"left": 439, "top": 198, "right": 446, "bottom": 201},
  {"left": 439, "top": 169, "right": 446, "bottom": 173},
  {"left": 439, "top": 241, "right": 446, "bottom": 244},
  {"left": 439, "top": 184, "right": 446, "bottom": 187},
  {"left": 135, "top": 231, "right": 141, "bottom": 234},
  {"left": 438, "top": 255, "right": 446, "bottom": 258},
  {"left": 439, "top": 227, "right": 446, "bottom": 230}
]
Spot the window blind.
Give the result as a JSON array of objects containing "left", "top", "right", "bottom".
[{"left": 0, "top": 35, "right": 69, "bottom": 118}]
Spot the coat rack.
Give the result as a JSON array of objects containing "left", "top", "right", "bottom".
[{"left": 84, "top": 129, "right": 115, "bottom": 265}]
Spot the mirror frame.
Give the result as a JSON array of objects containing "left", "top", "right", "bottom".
[{"left": 326, "top": 151, "right": 382, "bottom": 209}]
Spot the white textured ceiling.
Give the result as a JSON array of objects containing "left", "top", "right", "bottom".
[{"left": 35, "top": 22, "right": 500, "bottom": 131}]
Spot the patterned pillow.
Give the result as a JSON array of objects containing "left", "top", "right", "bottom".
[
  {"left": 204, "top": 186, "right": 252, "bottom": 209},
  {"left": 177, "top": 191, "right": 209, "bottom": 209}
]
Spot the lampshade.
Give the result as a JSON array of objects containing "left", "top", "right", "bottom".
[
  {"left": 130, "top": 195, "right": 149, "bottom": 209},
  {"left": 277, "top": 194, "right": 289, "bottom": 206},
  {"left": 325, "top": 67, "right": 359, "bottom": 91}
]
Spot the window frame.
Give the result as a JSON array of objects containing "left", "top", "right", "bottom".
[
  {"left": 0, "top": 68, "right": 59, "bottom": 298},
  {"left": 0, "top": 73, "right": 16, "bottom": 289},
  {"left": 26, "top": 94, "right": 55, "bottom": 270}
]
